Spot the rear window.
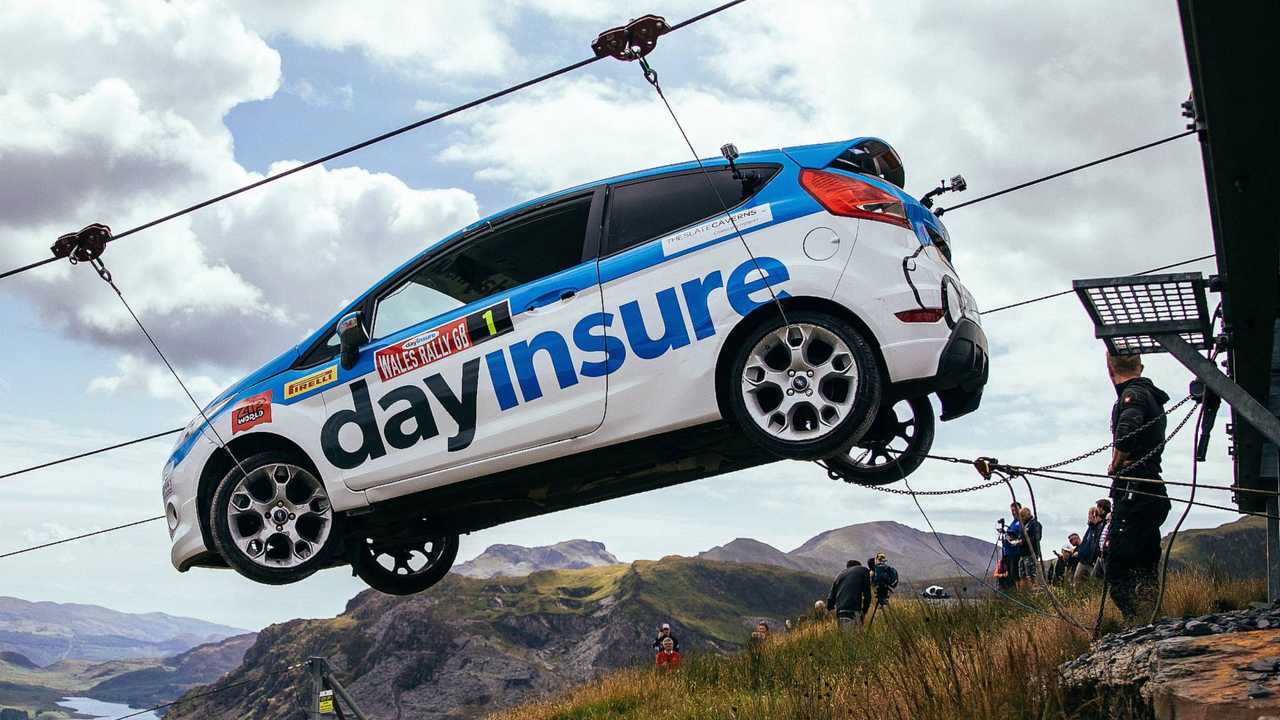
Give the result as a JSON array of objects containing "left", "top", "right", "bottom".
[{"left": 604, "top": 166, "right": 779, "bottom": 255}]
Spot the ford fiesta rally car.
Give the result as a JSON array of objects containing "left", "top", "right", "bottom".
[{"left": 163, "top": 137, "right": 988, "bottom": 595}]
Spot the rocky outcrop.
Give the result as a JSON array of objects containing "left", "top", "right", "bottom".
[
  {"left": 1061, "top": 606, "right": 1280, "bottom": 719},
  {"left": 454, "top": 540, "right": 620, "bottom": 578}
]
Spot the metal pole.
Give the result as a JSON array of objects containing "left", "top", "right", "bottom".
[
  {"left": 1269, "top": 495, "right": 1280, "bottom": 604},
  {"left": 324, "top": 670, "right": 372, "bottom": 720},
  {"left": 308, "top": 658, "right": 325, "bottom": 720}
]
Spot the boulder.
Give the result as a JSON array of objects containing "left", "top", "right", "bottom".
[{"left": 1062, "top": 609, "right": 1280, "bottom": 719}]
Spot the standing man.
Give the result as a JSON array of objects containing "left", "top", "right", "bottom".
[
  {"left": 826, "top": 560, "right": 872, "bottom": 628},
  {"left": 1003, "top": 502, "right": 1024, "bottom": 585},
  {"left": 1104, "top": 352, "right": 1173, "bottom": 618}
]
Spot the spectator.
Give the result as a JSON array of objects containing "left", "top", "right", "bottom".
[
  {"left": 1103, "top": 353, "right": 1172, "bottom": 618},
  {"left": 655, "top": 636, "right": 681, "bottom": 669},
  {"left": 652, "top": 623, "right": 680, "bottom": 654},
  {"left": 826, "top": 559, "right": 872, "bottom": 628},
  {"left": 750, "top": 621, "right": 770, "bottom": 644},
  {"left": 1017, "top": 507, "right": 1043, "bottom": 586},
  {"left": 994, "top": 555, "right": 1012, "bottom": 590},
  {"left": 1092, "top": 499, "right": 1112, "bottom": 579},
  {"left": 1074, "top": 506, "right": 1104, "bottom": 585},
  {"left": 1003, "top": 503, "right": 1024, "bottom": 584}
]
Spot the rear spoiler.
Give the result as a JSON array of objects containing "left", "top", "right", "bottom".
[{"left": 782, "top": 137, "right": 905, "bottom": 189}]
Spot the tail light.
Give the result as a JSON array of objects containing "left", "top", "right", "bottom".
[
  {"left": 895, "top": 308, "right": 944, "bottom": 323},
  {"left": 799, "top": 168, "right": 910, "bottom": 229}
]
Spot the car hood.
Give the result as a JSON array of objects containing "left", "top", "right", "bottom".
[{"left": 203, "top": 344, "right": 302, "bottom": 414}]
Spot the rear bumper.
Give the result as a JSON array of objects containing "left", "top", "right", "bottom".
[{"left": 888, "top": 318, "right": 988, "bottom": 420}]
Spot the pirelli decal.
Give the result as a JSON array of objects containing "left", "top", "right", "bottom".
[
  {"left": 284, "top": 365, "right": 338, "bottom": 399},
  {"left": 375, "top": 300, "right": 514, "bottom": 383}
]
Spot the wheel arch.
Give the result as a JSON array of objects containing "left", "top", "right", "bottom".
[
  {"left": 713, "top": 295, "right": 889, "bottom": 422},
  {"left": 195, "top": 431, "right": 319, "bottom": 555}
]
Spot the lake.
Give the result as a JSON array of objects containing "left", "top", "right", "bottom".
[{"left": 56, "top": 697, "right": 160, "bottom": 720}]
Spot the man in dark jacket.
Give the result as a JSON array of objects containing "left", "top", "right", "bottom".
[
  {"left": 1104, "top": 352, "right": 1173, "bottom": 618},
  {"left": 826, "top": 560, "right": 872, "bottom": 627}
]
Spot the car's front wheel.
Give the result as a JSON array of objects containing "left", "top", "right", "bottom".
[
  {"left": 210, "top": 451, "right": 339, "bottom": 586},
  {"left": 726, "top": 309, "right": 881, "bottom": 460},
  {"left": 351, "top": 525, "right": 458, "bottom": 596}
]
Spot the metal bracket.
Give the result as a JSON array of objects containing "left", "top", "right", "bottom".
[
  {"left": 51, "top": 223, "right": 112, "bottom": 264},
  {"left": 591, "top": 14, "right": 670, "bottom": 61},
  {"left": 1156, "top": 333, "right": 1280, "bottom": 450}
]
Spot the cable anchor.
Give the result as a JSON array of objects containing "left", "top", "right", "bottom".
[{"left": 592, "top": 14, "right": 670, "bottom": 62}]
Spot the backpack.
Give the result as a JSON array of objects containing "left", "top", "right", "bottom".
[{"left": 874, "top": 564, "right": 898, "bottom": 588}]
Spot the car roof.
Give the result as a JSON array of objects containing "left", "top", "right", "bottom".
[{"left": 295, "top": 136, "right": 877, "bottom": 360}]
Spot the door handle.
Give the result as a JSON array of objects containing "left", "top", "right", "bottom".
[{"left": 526, "top": 288, "right": 578, "bottom": 312}]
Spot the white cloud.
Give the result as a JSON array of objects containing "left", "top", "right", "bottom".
[
  {"left": 0, "top": 0, "right": 481, "bottom": 377},
  {"left": 286, "top": 79, "right": 354, "bottom": 109},
  {"left": 438, "top": 75, "right": 822, "bottom": 198},
  {"left": 88, "top": 354, "right": 227, "bottom": 407},
  {"left": 231, "top": 1, "right": 522, "bottom": 78}
]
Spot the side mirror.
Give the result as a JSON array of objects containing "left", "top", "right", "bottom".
[{"left": 336, "top": 311, "right": 368, "bottom": 370}]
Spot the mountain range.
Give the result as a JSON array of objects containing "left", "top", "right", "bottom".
[
  {"left": 0, "top": 596, "right": 246, "bottom": 666},
  {"left": 698, "top": 520, "right": 995, "bottom": 582}
]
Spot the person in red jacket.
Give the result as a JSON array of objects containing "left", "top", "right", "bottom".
[{"left": 655, "top": 636, "right": 681, "bottom": 669}]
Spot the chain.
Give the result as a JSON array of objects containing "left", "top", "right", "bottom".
[{"left": 819, "top": 459, "right": 1007, "bottom": 494}]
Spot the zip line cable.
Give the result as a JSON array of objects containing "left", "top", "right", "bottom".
[
  {"left": 935, "top": 130, "right": 1196, "bottom": 216},
  {"left": 0, "top": 516, "right": 163, "bottom": 560},
  {"left": 0, "top": 0, "right": 750, "bottom": 282},
  {"left": 0, "top": 427, "right": 181, "bottom": 481},
  {"left": 983, "top": 253, "right": 1216, "bottom": 315}
]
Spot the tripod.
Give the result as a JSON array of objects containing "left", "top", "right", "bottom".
[{"left": 865, "top": 589, "right": 892, "bottom": 627}]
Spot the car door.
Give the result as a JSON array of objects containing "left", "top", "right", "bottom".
[
  {"left": 595, "top": 167, "right": 782, "bottom": 440},
  {"left": 320, "top": 190, "right": 607, "bottom": 491}
]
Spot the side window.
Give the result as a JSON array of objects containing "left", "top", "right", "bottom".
[
  {"left": 372, "top": 196, "right": 592, "bottom": 339},
  {"left": 605, "top": 167, "right": 778, "bottom": 255}
]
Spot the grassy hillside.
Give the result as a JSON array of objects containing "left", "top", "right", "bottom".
[
  {"left": 166, "top": 558, "right": 830, "bottom": 720},
  {"left": 492, "top": 572, "right": 1263, "bottom": 720},
  {"left": 1166, "top": 515, "right": 1265, "bottom": 578}
]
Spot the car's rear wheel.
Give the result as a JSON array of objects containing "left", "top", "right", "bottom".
[
  {"left": 826, "top": 396, "right": 935, "bottom": 486},
  {"left": 210, "top": 451, "right": 339, "bottom": 585},
  {"left": 352, "top": 524, "right": 458, "bottom": 596},
  {"left": 726, "top": 310, "right": 880, "bottom": 460}
]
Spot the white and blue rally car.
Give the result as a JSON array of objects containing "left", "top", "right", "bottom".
[{"left": 163, "top": 137, "right": 988, "bottom": 594}]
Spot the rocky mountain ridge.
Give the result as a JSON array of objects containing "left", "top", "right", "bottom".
[
  {"left": 698, "top": 520, "right": 995, "bottom": 581},
  {"left": 166, "top": 557, "right": 829, "bottom": 720}
]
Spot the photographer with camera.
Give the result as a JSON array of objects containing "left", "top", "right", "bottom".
[{"left": 869, "top": 552, "right": 898, "bottom": 617}]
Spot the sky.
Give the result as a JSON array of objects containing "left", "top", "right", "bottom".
[{"left": 0, "top": 0, "right": 1235, "bottom": 630}]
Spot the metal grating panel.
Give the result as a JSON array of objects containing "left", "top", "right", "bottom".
[{"left": 1073, "top": 272, "right": 1212, "bottom": 356}]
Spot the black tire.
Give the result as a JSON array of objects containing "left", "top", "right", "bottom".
[
  {"left": 209, "top": 450, "right": 340, "bottom": 586},
  {"left": 352, "top": 530, "right": 459, "bottom": 596},
  {"left": 725, "top": 309, "right": 881, "bottom": 460},
  {"left": 826, "top": 396, "right": 935, "bottom": 486}
]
